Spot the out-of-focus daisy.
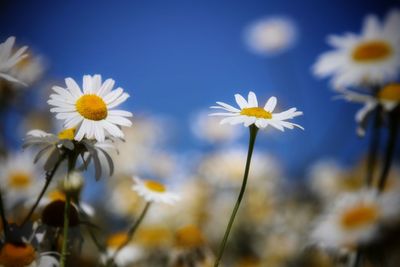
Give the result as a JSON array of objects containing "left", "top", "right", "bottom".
[
  {"left": 48, "top": 74, "right": 132, "bottom": 142},
  {"left": 191, "top": 110, "right": 242, "bottom": 144},
  {"left": 8, "top": 50, "right": 45, "bottom": 87},
  {"left": 0, "top": 152, "right": 42, "bottom": 209},
  {"left": 311, "top": 190, "right": 400, "bottom": 250},
  {"left": 0, "top": 36, "right": 28, "bottom": 85},
  {"left": 210, "top": 91, "right": 303, "bottom": 131},
  {"left": 170, "top": 225, "right": 214, "bottom": 267},
  {"left": 244, "top": 16, "right": 298, "bottom": 56},
  {"left": 337, "top": 83, "right": 400, "bottom": 136},
  {"left": 132, "top": 176, "right": 180, "bottom": 205},
  {"left": 101, "top": 232, "right": 144, "bottom": 267},
  {"left": 314, "top": 9, "right": 400, "bottom": 89}
]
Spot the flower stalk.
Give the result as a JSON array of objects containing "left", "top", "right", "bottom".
[{"left": 214, "top": 125, "right": 258, "bottom": 267}]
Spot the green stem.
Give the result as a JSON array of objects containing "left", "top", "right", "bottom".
[
  {"left": 378, "top": 111, "right": 398, "bottom": 192},
  {"left": 365, "top": 106, "right": 381, "bottom": 188},
  {"left": 213, "top": 125, "right": 258, "bottom": 267},
  {"left": 21, "top": 154, "right": 66, "bottom": 226},
  {"left": 60, "top": 192, "right": 71, "bottom": 267},
  {"left": 0, "top": 190, "right": 9, "bottom": 240},
  {"left": 107, "top": 202, "right": 151, "bottom": 267},
  {"left": 60, "top": 153, "right": 79, "bottom": 267}
]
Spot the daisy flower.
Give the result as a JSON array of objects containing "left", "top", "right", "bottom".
[
  {"left": 210, "top": 91, "right": 303, "bottom": 131},
  {"left": 244, "top": 16, "right": 298, "bottom": 56},
  {"left": 0, "top": 152, "right": 43, "bottom": 209},
  {"left": 48, "top": 74, "right": 133, "bottom": 142},
  {"left": 131, "top": 176, "right": 180, "bottom": 205},
  {"left": 8, "top": 51, "right": 45, "bottom": 87},
  {"left": 311, "top": 189, "right": 400, "bottom": 250},
  {"left": 0, "top": 36, "right": 28, "bottom": 85},
  {"left": 338, "top": 82, "right": 400, "bottom": 136},
  {"left": 313, "top": 9, "right": 400, "bottom": 89}
]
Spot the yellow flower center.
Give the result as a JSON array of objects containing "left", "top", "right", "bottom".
[
  {"left": 377, "top": 83, "right": 400, "bottom": 101},
  {"left": 15, "top": 54, "right": 31, "bottom": 70},
  {"left": 175, "top": 225, "right": 205, "bottom": 248},
  {"left": 352, "top": 40, "right": 392, "bottom": 62},
  {"left": 75, "top": 94, "right": 108, "bottom": 121},
  {"left": 136, "top": 227, "right": 172, "bottom": 247},
  {"left": 240, "top": 107, "right": 272, "bottom": 119},
  {"left": 106, "top": 233, "right": 129, "bottom": 248},
  {"left": 144, "top": 180, "right": 166, "bottom": 193},
  {"left": 0, "top": 243, "right": 36, "bottom": 267},
  {"left": 8, "top": 172, "right": 31, "bottom": 189},
  {"left": 57, "top": 128, "right": 76, "bottom": 140},
  {"left": 340, "top": 203, "right": 379, "bottom": 230}
]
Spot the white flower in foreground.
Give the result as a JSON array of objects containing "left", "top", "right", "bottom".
[
  {"left": 311, "top": 190, "right": 400, "bottom": 250},
  {"left": 48, "top": 74, "right": 132, "bottom": 142},
  {"left": 0, "top": 36, "right": 28, "bottom": 85},
  {"left": 338, "top": 83, "right": 400, "bottom": 136},
  {"left": 0, "top": 152, "right": 42, "bottom": 208},
  {"left": 314, "top": 9, "right": 400, "bottom": 89},
  {"left": 210, "top": 91, "right": 303, "bottom": 131},
  {"left": 244, "top": 16, "right": 298, "bottom": 56},
  {"left": 132, "top": 176, "right": 180, "bottom": 205}
]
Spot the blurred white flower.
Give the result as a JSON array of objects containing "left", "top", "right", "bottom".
[
  {"left": 132, "top": 176, "right": 180, "bottom": 205},
  {"left": 210, "top": 91, "right": 303, "bottom": 131},
  {"left": 311, "top": 189, "right": 400, "bottom": 250},
  {"left": 8, "top": 51, "right": 45, "bottom": 87},
  {"left": 244, "top": 16, "right": 298, "bottom": 56},
  {"left": 0, "top": 36, "right": 28, "bottom": 85},
  {"left": 191, "top": 110, "right": 242, "bottom": 144},
  {"left": 314, "top": 9, "right": 400, "bottom": 89},
  {"left": 48, "top": 74, "right": 132, "bottom": 142},
  {"left": 337, "top": 83, "right": 400, "bottom": 136},
  {"left": 0, "top": 152, "right": 43, "bottom": 209},
  {"left": 101, "top": 233, "right": 144, "bottom": 267}
]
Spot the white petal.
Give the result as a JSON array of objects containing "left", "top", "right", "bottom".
[
  {"left": 264, "top": 96, "right": 277, "bottom": 112},
  {"left": 247, "top": 91, "right": 258, "bottom": 107},
  {"left": 235, "top": 94, "right": 248, "bottom": 109}
]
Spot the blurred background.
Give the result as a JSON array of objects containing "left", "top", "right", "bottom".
[{"left": 1, "top": 1, "right": 400, "bottom": 266}]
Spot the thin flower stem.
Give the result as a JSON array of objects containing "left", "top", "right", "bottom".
[
  {"left": 365, "top": 106, "right": 381, "bottom": 187},
  {"left": 60, "top": 153, "right": 79, "bottom": 267},
  {"left": 107, "top": 202, "right": 152, "bottom": 267},
  {"left": 378, "top": 111, "right": 398, "bottom": 192},
  {"left": 60, "top": 192, "right": 71, "bottom": 267},
  {"left": 213, "top": 125, "right": 258, "bottom": 267},
  {"left": 352, "top": 250, "right": 362, "bottom": 267},
  {"left": 0, "top": 190, "right": 9, "bottom": 240},
  {"left": 21, "top": 154, "right": 66, "bottom": 226}
]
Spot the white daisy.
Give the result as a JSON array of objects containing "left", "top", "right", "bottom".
[
  {"left": 338, "top": 83, "right": 400, "bottom": 136},
  {"left": 48, "top": 74, "right": 133, "bottom": 142},
  {"left": 311, "top": 189, "right": 400, "bottom": 250},
  {"left": 131, "top": 176, "right": 180, "bottom": 205},
  {"left": 0, "top": 36, "right": 28, "bottom": 85},
  {"left": 0, "top": 152, "right": 43, "bottom": 209},
  {"left": 209, "top": 91, "right": 303, "bottom": 131},
  {"left": 8, "top": 51, "right": 45, "bottom": 87},
  {"left": 244, "top": 16, "right": 298, "bottom": 56},
  {"left": 313, "top": 9, "right": 400, "bottom": 89}
]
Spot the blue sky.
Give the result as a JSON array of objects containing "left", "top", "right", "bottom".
[{"left": 1, "top": 0, "right": 398, "bottom": 176}]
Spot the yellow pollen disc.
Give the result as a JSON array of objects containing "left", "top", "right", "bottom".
[
  {"left": 340, "top": 203, "right": 379, "bottom": 230},
  {"left": 0, "top": 243, "right": 36, "bottom": 267},
  {"left": 352, "top": 40, "right": 392, "bottom": 62},
  {"left": 144, "top": 180, "right": 166, "bottom": 193},
  {"left": 16, "top": 54, "right": 31, "bottom": 70},
  {"left": 240, "top": 107, "right": 272, "bottom": 119},
  {"left": 57, "top": 128, "right": 76, "bottom": 140},
  {"left": 106, "top": 233, "right": 129, "bottom": 248},
  {"left": 75, "top": 94, "right": 108, "bottom": 121},
  {"left": 377, "top": 83, "right": 400, "bottom": 101},
  {"left": 48, "top": 190, "right": 66, "bottom": 202},
  {"left": 8, "top": 172, "right": 31, "bottom": 189},
  {"left": 175, "top": 225, "right": 205, "bottom": 248}
]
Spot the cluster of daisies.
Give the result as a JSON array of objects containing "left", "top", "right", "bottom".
[{"left": 309, "top": 8, "right": 400, "bottom": 265}]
